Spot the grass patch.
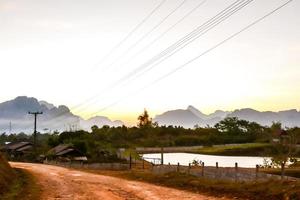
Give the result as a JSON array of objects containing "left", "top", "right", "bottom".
[
  {"left": 1, "top": 169, "right": 40, "bottom": 200},
  {"left": 0, "top": 154, "right": 15, "bottom": 197},
  {"left": 262, "top": 168, "right": 300, "bottom": 179},
  {"left": 84, "top": 169, "right": 300, "bottom": 200},
  {"left": 190, "top": 143, "right": 272, "bottom": 156}
]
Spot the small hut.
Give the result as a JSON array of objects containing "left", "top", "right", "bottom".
[
  {"left": 47, "top": 144, "right": 87, "bottom": 162},
  {"left": 0, "top": 142, "right": 33, "bottom": 159}
]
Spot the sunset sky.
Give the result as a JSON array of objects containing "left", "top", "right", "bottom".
[{"left": 0, "top": 0, "right": 299, "bottom": 124}]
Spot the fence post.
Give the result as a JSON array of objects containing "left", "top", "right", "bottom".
[
  {"left": 188, "top": 163, "right": 191, "bottom": 174},
  {"left": 235, "top": 162, "right": 238, "bottom": 182},
  {"left": 215, "top": 162, "right": 219, "bottom": 178},
  {"left": 142, "top": 159, "right": 145, "bottom": 169},
  {"left": 201, "top": 162, "right": 205, "bottom": 177},
  {"left": 161, "top": 147, "right": 164, "bottom": 165},
  {"left": 281, "top": 162, "right": 285, "bottom": 181},
  {"left": 129, "top": 153, "right": 132, "bottom": 169},
  {"left": 177, "top": 162, "right": 180, "bottom": 172},
  {"left": 256, "top": 164, "right": 259, "bottom": 180}
]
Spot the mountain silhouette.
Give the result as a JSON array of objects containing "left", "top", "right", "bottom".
[
  {"left": 154, "top": 106, "right": 300, "bottom": 128},
  {"left": 0, "top": 96, "right": 123, "bottom": 133}
]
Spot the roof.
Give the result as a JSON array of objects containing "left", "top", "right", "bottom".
[
  {"left": 6, "top": 142, "right": 32, "bottom": 151},
  {"left": 48, "top": 144, "right": 84, "bottom": 157},
  {"left": 56, "top": 148, "right": 75, "bottom": 156},
  {"left": 48, "top": 144, "right": 71, "bottom": 155},
  {"left": 73, "top": 156, "right": 88, "bottom": 161},
  {"left": 16, "top": 145, "right": 33, "bottom": 152}
]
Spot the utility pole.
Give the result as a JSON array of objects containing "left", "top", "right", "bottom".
[
  {"left": 9, "top": 121, "right": 12, "bottom": 134},
  {"left": 28, "top": 111, "right": 43, "bottom": 149}
]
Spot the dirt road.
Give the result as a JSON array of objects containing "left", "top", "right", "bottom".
[{"left": 11, "top": 162, "right": 228, "bottom": 200}]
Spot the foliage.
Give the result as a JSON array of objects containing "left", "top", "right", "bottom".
[
  {"left": 266, "top": 122, "right": 300, "bottom": 178},
  {"left": 137, "top": 109, "right": 156, "bottom": 128},
  {"left": 1, "top": 116, "right": 300, "bottom": 164}
]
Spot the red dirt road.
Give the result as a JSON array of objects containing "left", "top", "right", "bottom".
[{"left": 11, "top": 162, "right": 229, "bottom": 200}]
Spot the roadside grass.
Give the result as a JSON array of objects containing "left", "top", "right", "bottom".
[
  {"left": 0, "top": 154, "right": 16, "bottom": 197},
  {"left": 189, "top": 143, "right": 272, "bottom": 156},
  {"left": 84, "top": 169, "right": 300, "bottom": 200},
  {"left": 262, "top": 168, "right": 300, "bottom": 179},
  {"left": 1, "top": 169, "right": 40, "bottom": 200}
]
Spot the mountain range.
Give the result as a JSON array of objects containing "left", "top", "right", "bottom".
[
  {"left": 154, "top": 105, "right": 300, "bottom": 128},
  {"left": 0, "top": 96, "right": 123, "bottom": 133},
  {"left": 0, "top": 96, "right": 299, "bottom": 133}
]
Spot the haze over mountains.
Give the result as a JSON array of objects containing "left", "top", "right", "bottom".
[
  {"left": 0, "top": 96, "right": 299, "bottom": 133},
  {"left": 154, "top": 106, "right": 300, "bottom": 128},
  {"left": 0, "top": 96, "right": 123, "bottom": 133}
]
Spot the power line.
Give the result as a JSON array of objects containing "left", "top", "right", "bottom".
[
  {"left": 105, "top": 0, "right": 188, "bottom": 72},
  {"left": 117, "top": 0, "right": 253, "bottom": 85},
  {"left": 72, "top": 0, "right": 248, "bottom": 112},
  {"left": 89, "top": 0, "right": 293, "bottom": 117},
  {"left": 91, "top": 0, "right": 167, "bottom": 71},
  {"left": 83, "top": 0, "right": 251, "bottom": 116},
  {"left": 120, "top": 0, "right": 207, "bottom": 69},
  {"left": 34, "top": 0, "right": 253, "bottom": 126}
]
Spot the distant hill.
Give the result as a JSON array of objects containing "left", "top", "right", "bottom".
[
  {"left": 1, "top": 97, "right": 299, "bottom": 132},
  {"left": 154, "top": 106, "right": 300, "bottom": 128},
  {"left": 228, "top": 108, "right": 300, "bottom": 127},
  {"left": 154, "top": 108, "right": 203, "bottom": 128},
  {"left": 0, "top": 96, "right": 124, "bottom": 133}
]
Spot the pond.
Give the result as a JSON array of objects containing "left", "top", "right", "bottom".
[{"left": 142, "top": 153, "right": 269, "bottom": 168}]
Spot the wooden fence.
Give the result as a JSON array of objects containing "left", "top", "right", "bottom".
[
  {"left": 44, "top": 160, "right": 129, "bottom": 170},
  {"left": 151, "top": 162, "right": 298, "bottom": 181}
]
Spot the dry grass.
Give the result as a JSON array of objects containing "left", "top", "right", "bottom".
[
  {"left": 1, "top": 168, "right": 41, "bottom": 200},
  {"left": 262, "top": 167, "right": 300, "bottom": 178},
  {"left": 0, "top": 153, "right": 15, "bottom": 196},
  {"left": 0, "top": 153, "right": 40, "bottom": 200},
  {"left": 84, "top": 169, "right": 300, "bottom": 200}
]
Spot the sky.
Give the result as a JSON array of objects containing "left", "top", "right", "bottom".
[{"left": 0, "top": 0, "right": 299, "bottom": 125}]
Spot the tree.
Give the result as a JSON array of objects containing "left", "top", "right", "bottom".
[
  {"left": 269, "top": 122, "right": 299, "bottom": 179},
  {"left": 91, "top": 125, "right": 99, "bottom": 133},
  {"left": 137, "top": 109, "right": 153, "bottom": 128}
]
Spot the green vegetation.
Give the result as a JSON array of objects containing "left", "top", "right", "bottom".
[
  {"left": 0, "top": 153, "right": 15, "bottom": 196},
  {"left": 1, "top": 169, "right": 40, "bottom": 200},
  {"left": 85, "top": 170, "right": 300, "bottom": 200},
  {"left": 0, "top": 153, "right": 39, "bottom": 200},
  {"left": 262, "top": 168, "right": 300, "bottom": 179},
  {"left": 1, "top": 114, "right": 300, "bottom": 163},
  {"left": 191, "top": 143, "right": 273, "bottom": 156}
]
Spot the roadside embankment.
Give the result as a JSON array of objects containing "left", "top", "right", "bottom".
[
  {"left": 0, "top": 153, "right": 15, "bottom": 196},
  {"left": 0, "top": 153, "right": 40, "bottom": 200}
]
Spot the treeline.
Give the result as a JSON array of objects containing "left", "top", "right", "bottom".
[{"left": 1, "top": 111, "right": 300, "bottom": 162}]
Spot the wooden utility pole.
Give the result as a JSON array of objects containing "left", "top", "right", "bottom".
[
  {"left": 9, "top": 121, "right": 12, "bottom": 134},
  {"left": 28, "top": 111, "right": 43, "bottom": 148}
]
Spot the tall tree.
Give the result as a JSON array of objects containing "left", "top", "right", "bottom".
[{"left": 137, "top": 109, "right": 153, "bottom": 128}]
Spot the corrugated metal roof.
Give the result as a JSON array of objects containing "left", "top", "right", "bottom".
[
  {"left": 56, "top": 148, "right": 75, "bottom": 156},
  {"left": 16, "top": 145, "right": 33, "bottom": 152},
  {"left": 7, "top": 142, "right": 32, "bottom": 150},
  {"left": 48, "top": 144, "right": 71, "bottom": 155}
]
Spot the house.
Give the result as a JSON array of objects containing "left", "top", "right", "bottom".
[
  {"left": 0, "top": 142, "right": 33, "bottom": 159},
  {"left": 272, "top": 129, "right": 290, "bottom": 144},
  {"left": 47, "top": 144, "right": 87, "bottom": 162}
]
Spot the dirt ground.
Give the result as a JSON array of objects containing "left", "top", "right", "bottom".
[{"left": 10, "top": 162, "right": 229, "bottom": 200}]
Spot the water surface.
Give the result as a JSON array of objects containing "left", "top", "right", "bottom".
[{"left": 142, "top": 153, "right": 268, "bottom": 168}]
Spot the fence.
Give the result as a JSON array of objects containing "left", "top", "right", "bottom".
[
  {"left": 151, "top": 162, "right": 298, "bottom": 182},
  {"left": 44, "top": 160, "right": 298, "bottom": 182},
  {"left": 44, "top": 160, "right": 129, "bottom": 170}
]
